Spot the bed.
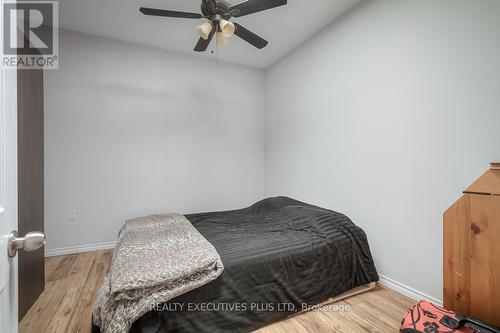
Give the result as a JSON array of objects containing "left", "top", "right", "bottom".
[{"left": 93, "top": 196, "right": 379, "bottom": 333}]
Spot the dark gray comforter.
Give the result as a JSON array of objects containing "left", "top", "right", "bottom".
[{"left": 94, "top": 197, "right": 379, "bottom": 333}]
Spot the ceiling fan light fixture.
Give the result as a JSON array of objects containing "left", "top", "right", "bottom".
[
  {"left": 140, "top": 0, "right": 289, "bottom": 52},
  {"left": 219, "top": 19, "right": 235, "bottom": 38},
  {"left": 196, "top": 21, "right": 213, "bottom": 40}
]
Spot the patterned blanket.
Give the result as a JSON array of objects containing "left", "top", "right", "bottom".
[{"left": 92, "top": 214, "right": 224, "bottom": 333}]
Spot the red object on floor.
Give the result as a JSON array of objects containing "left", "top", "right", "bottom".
[{"left": 400, "top": 301, "right": 500, "bottom": 333}]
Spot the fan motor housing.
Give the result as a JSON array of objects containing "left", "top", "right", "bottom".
[{"left": 201, "top": 0, "right": 233, "bottom": 19}]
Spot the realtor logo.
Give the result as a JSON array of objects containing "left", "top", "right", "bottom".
[{"left": 2, "top": 0, "right": 58, "bottom": 69}]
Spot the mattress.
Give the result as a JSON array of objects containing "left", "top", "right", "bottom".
[{"left": 93, "top": 197, "right": 379, "bottom": 333}]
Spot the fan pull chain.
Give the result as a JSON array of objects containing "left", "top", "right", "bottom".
[
  {"left": 215, "top": 26, "right": 219, "bottom": 66},
  {"left": 216, "top": 40, "right": 219, "bottom": 66}
]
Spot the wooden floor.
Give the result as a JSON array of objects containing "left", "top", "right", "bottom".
[{"left": 20, "top": 251, "right": 414, "bottom": 333}]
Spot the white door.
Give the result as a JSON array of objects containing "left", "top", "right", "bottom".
[
  {"left": 0, "top": 47, "right": 19, "bottom": 332},
  {"left": 0, "top": 0, "right": 48, "bottom": 329},
  {"left": 1, "top": 2, "right": 46, "bottom": 330}
]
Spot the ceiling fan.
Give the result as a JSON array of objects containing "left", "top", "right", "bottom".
[{"left": 139, "top": 0, "right": 288, "bottom": 52}]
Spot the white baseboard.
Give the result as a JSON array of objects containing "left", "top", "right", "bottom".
[
  {"left": 378, "top": 274, "right": 443, "bottom": 306},
  {"left": 45, "top": 241, "right": 116, "bottom": 257}
]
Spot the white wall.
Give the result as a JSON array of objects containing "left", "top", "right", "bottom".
[
  {"left": 265, "top": 0, "right": 500, "bottom": 301},
  {"left": 45, "top": 30, "right": 265, "bottom": 251}
]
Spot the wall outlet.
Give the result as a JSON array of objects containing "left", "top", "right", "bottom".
[{"left": 67, "top": 209, "right": 77, "bottom": 221}]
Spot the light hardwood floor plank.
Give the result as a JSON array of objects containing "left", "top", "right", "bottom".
[
  {"left": 44, "top": 255, "right": 65, "bottom": 280},
  {"left": 46, "top": 253, "right": 78, "bottom": 282},
  {"left": 19, "top": 280, "right": 67, "bottom": 333},
  {"left": 44, "top": 252, "right": 98, "bottom": 333},
  {"left": 20, "top": 251, "right": 415, "bottom": 333},
  {"left": 66, "top": 251, "right": 112, "bottom": 333}
]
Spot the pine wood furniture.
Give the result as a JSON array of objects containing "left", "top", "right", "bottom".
[{"left": 444, "top": 163, "right": 500, "bottom": 326}]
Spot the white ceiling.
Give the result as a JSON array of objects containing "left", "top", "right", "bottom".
[{"left": 59, "top": 0, "right": 360, "bottom": 69}]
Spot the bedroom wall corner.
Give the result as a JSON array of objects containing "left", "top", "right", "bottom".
[{"left": 264, "top": 0, "right": 500, "bottom": 302}]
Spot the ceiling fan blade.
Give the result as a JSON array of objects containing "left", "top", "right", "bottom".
[
  {"left": 139, "top": 7, "right": 203, "bottom": 19},
  {"left": 233, "top": 23, "right": 268, "bottom": 49},
  {"left": 194, "top": 28, "right": 216, "bottom": 52},
  {"left": 229, "top": 0, "right": 287, "bottom": 18}
]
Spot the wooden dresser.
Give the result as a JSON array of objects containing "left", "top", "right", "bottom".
[{"left": 444, "top": 164, "right": 500, "bottom": 326}]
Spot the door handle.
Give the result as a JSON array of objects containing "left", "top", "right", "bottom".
[{"left": 8, "top": 231, "right": 45, "bottom": 257}]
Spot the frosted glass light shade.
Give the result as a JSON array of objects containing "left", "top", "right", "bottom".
[
  {"left": 219, "top": 19, "right": 235, "bottom": 38},
  {"left": 196, "top": 21, "right": 213, "bottom": 40},
  {"left": 216, "top": 32, "right": 228, "bottom": 46}
]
